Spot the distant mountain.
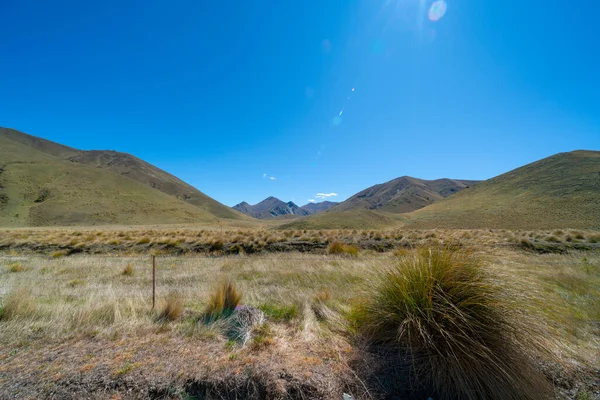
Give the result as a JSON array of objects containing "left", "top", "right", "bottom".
[
  {"left": 333, "top": 176, "right": 479, "bottom": 214},
  {"left": 0, "top": 127, "right": 247, "bottom": 226},
  {"left": 300, "top": 201, "right": 339, "bottom": 214},
  {"left": 233, "top": 197, "right": 311, "bottom": 219},
  {"left": 0, "top": 128, "right": 243, "bottom": 220},
  {"left": 406, "top": 150, "right": 600, "bottom": 229}
]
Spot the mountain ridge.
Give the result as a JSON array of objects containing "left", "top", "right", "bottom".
[
  {"left": 233, "top": 197, "right": 310, "bottom": 219},
  {"left": 332, "top": 176, "right": 480, "bottom": 214}
]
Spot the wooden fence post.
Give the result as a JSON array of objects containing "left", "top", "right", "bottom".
[{"left": 152, "top": 255, "right": 156, "bottom": 310}]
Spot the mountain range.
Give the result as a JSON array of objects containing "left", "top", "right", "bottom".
[
  {"left": 331, "top": 176, "right": 479, "bottom": 214},
  {"left": 1, "top": 127, "right": 598, "bottom": 229},
  {"left": 232, "top": 198, "right": 338, "bottom": 219},
  {"left": 281, "top": 150, "right": 600, "bottom": 230}
]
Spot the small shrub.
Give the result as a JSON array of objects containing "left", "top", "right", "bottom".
[
  {"left": 156, "top": 292, "right": 183, "bottom": 322},
  {"left": 204, "top": 281, "right": 242, "bottom": 321},
  {"left": 353, "top": 247, "right": 551, "bottom": 400},
  {"left": 122, "top": 263, "right": 134, "bottom": 276}
]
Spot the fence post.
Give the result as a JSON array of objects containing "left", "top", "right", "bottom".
[{"left": 152, "top": 255, "right": 156, "bottom": 310}]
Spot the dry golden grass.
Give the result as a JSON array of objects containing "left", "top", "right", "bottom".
[
  {"left": 156, "top": 291, "right": 183, "bottom": 322},
  {"left": 204, "top": 281, "right": 242, "bottom": 321},
  {"left": 6, "top": 226, "right": 599, "bottom": 256},
  {"left": 353, "top": 247, "right": 552, "bottom": 399},
  {"left": 0, "top": 239, "right": 598, "bottom": 398}
]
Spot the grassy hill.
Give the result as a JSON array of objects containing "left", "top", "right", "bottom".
[
  {"left": 333, "top": 176, "right": 479, "bottom": 214},
  {"left": 0, "top": 128, "right": 244, "bottom": 220},
  {"left": 0, "top": 130, "right": 246, "bottom": 226},
  {"left": 276, "top": 209, "right": 403, "bottom": 230},
  {"left": 405, "top": 150, "right": 600, "bottom": 229}
]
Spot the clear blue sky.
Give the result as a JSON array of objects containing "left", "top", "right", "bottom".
[{"left": 1, "top": 1, "right": 598, "bottom": 206}]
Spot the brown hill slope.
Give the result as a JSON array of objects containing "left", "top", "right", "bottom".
[
  {"left": 333, "top": 176, "right": 479, "bottom": 214},
  {"left": 0, "top": 127, "right": 245, "bottom": 220},
  {"left": 405, "top": 150, "right": 600, "bottom": 229}
]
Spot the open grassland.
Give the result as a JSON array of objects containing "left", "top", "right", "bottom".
[
  {"left": 0, "top": 241, "right": 599, "bottom": 399},
  {"left": 1, "top": 226, "right": 600, "bottom": 257}
]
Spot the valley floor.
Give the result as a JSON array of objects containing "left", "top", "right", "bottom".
[{"left": 0, "top": 234, "right": 599, "bottom": 399}]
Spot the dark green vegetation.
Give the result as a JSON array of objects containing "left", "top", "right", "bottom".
[
  {"left": 407, "top": 151, "right": 600, "bottom": 229},
  {"left": 0, "top": 127, "right": 246, "bottom": 226},
  {"left": 353, "top": 247, "right": 552, "bottom": 400},
  {"left": 333, "top": 176, "right": 479, "bottom": 214}
]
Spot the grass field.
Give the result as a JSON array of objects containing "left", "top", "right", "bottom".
[{"left": 0, "top": 231, "right": 599, "bottom": 399}]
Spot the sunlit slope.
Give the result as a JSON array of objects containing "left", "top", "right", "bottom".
[
  {"left": 0, "top": 135, "right": 226, "bottom": 226},
  {"left": 406, "top": 151, "right": 600, "bottom": 229},
  {"left": 276, "top": 209, "right": 403, "bottom": 230},
  {"left": 0, "top": 127, "right": 246, "bottom": 220}
]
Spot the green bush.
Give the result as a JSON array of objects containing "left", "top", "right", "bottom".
[{"left": 352, "top": 247, "right": 551, "bottom": 400}]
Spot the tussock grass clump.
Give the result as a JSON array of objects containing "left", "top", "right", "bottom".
[
  {"left": 51, "top": 250, "right": 68, "bottom": 258},
  {"left": 587, "top": 233, "right": 600, "bottom": 243},
  {"left": 156, "top": 292, "right": 183, "bottom": 322},
  {"left": 8, "top": 263, "right": 25, "bottom": 273},
  {"left": 122, "top": 263, "right": 134, "bottom": 276},
  {"left": 327, "top": 241, "right": 359, "bottom": 257},
  {"left": 204, "top": 281, "right": 242, "bottom": 321},
  {"left": 353, "top": 247, "right": 551, "bottom": 400},
  {"left": 546, "top": 235, "right": 562, "bottom": 243},
  {"left": 0, "top": 288, "right": 36, "bottom": 320}
]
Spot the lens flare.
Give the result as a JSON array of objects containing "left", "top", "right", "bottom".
[
  {"left": 428, "top": 0, "right": 447, "bottom": 22},
  {"left": 332, "top": 116, "right": 342, "bottom": 126}
]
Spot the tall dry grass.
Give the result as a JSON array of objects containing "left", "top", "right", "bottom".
[{"left": 353, "top": 247, "right": 553, "bottom": 399}]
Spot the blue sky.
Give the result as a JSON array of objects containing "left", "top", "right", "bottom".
[{"left": 1, "top": 0, "right": 598, "bottom": 206}]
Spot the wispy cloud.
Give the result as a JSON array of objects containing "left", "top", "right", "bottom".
[
  {"left": 307, "top": 199, "right": 315, "bottom": 203},
  {"left": 269, "top": 176, "right": 277, "bottom": 180},
  {"left": 262, "top": 173, "right": 267, "bottom": 178},
  {"left": 315, "top": 192, "right": 338, "bottom": 199}
]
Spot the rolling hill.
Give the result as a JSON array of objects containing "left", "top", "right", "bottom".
[
  {"left": 333, "top": 176, "right": 479, "bottom": 214},
  {"left": 0, "top": 128, "right": 247, "bottom": 226},
  {"left": 233, "top": 197, "right": 310, "bottom": 219},
  {"left": 277, "top": 209, "right": 403, "bottom": 230},
  {"left": 0, "top": 128, "right": 243, "bottom": 220},
  {"left": 405, "top": 150, "right": 600, "bottom": 229},
  {"left": 300, "top": 201, "right": 339, "bottom": 214}
]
